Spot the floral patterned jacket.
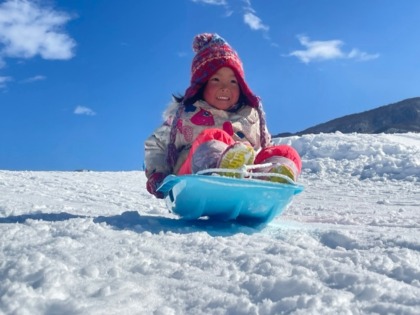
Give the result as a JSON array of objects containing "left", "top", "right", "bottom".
[{"left": 144, "top": 100, "right": 271, "bottom": 178}]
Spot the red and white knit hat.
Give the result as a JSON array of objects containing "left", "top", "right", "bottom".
[{"left": 184, "top": 33, "right": 259, "bottom": 108}]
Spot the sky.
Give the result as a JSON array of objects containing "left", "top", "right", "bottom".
[
  {"left": 1, "top": 133, "right": 419, "bottom": 313},
  {"left": 1, "top": 0, "right": 420, "bottom": 171}
]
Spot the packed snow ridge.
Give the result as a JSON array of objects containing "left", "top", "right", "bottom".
[{"left": 1, "top": 133, "right": 419, "bottom": 314}]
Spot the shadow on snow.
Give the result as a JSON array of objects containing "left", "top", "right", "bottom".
[{"left": 0, "top": 211, "right": 265, "bottom": 236}]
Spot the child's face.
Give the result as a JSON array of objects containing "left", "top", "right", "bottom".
[{"left": 203, "top": 67, "right": 240, "bottom": 110}]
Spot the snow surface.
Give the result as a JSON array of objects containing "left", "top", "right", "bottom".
[{"left": 1, "top": 133, "right": 419, "bottom": 315}]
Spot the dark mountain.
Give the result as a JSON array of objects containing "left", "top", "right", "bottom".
[{"left": 276, "top": 97, "right": 420, "bottom": 137}]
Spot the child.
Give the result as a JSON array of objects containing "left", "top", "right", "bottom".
[{"left": 145, "top": 33, "right": 302, "bottom": 198}]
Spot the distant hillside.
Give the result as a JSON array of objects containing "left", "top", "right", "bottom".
[{"left": 276, "top": 97, "right": 420, "bottom": 137}]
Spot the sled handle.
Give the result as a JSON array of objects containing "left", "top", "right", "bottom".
[
  {"left": 195, "top": 163, "right": 298, "bottom": 185},
  {"left": 156, "top": 175, "right": 181, "bottom": 195}
]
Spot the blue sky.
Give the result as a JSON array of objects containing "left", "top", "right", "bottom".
[{"left": 1, "top": 0, "right": 419, "bottom": 171}]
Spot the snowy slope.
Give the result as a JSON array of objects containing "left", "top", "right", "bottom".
[{"left": 1, "top": 133, "right": 419, "bottom": 315}]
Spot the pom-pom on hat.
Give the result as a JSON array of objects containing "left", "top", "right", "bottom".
[{"left": 184, "top": 33, "right": 259, "bottom": 108}]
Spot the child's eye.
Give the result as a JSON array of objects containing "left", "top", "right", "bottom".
[
  {"left": 231, "top": 80, "right": 238, "bottom": 84},
  {"left": 210, "top": 77, "right": 219, "bottom": 82}
]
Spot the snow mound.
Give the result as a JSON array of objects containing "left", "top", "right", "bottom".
[{"left": 275, "top": 132, "right": 420, "bottom": 181}]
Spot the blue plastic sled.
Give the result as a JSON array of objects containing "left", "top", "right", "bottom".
[{"left": 157, "top": 168, "right": 303, "bottom": 225}]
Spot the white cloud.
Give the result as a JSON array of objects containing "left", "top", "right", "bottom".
[
  {"left": 190, "top": 0, "right": 270, "bottom": 34},
  {"left": 289, "top": 36, "right": 344, "bottom": 63},
  {"left": 243, "top": 12, "right": 269, "bottom": 31},
  {"left": 0, "top": 0, "right": 76, "bottom": 64},
  {"left": 241, "top": 1, "right": 269, "bottom": 33},
  {"left": 289, "top": 35, "right": 379, "bottom": 63},
  {"left": 0, "top": 76, "right": 12, "bottom": 89},
  {"left": 21, "top": 75, "right": 46, "bottom": 83},
  {"left": 348, "top": 48, "right": 380, "bottom": 62},
  {"left": 191, "top": 0, "right": 227, "bottom": 5},
  {"left": 74, "top": 106, "right": 96, "bottom": 116},
  {"left": 191, "top": 0, "right": 231, "bottom": 16}
]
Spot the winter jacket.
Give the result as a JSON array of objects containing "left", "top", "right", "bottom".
[{"left": 144, "top": 100, "right": 272, "bottom": 178}]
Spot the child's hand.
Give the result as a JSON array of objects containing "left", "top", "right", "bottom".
[{"left": 146, "top": 172, "right": 166, "bottom": 199}]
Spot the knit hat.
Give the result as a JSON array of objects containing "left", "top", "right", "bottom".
[{"left": 184, "top": 33, "right": 259, "bottom": 108}]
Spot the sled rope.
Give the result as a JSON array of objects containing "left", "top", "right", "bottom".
[{"left": 195, "top": 162, "right": 297, "bottom": 185}]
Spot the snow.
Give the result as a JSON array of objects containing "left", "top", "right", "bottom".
[{"left": 1, "top": 132, "right": 419, "bottom": 314}]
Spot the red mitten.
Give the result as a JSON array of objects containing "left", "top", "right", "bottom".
[{"left": 146, "top": 172, "right": 166, "bottom": 199}]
